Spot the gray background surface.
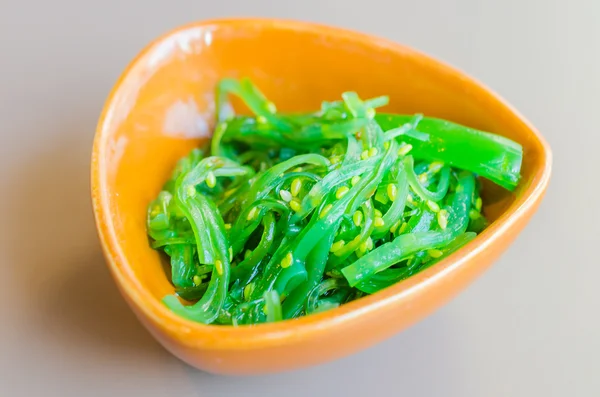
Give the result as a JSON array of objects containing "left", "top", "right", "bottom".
[{"left": 0, "top": 1, "right": 596, "bottom": 396}]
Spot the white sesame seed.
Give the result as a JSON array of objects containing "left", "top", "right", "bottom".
[
  {"left": 336, "top": 186, "right": 350, "bottom": 199},
  {"left": 247, "top": 206, "right": 258, "bottom": 221},
  {"left": 330, "top": 240, "right": 346, "bottom": 252},
  {"left": 387, "top": 184, "right": 397, "bottom": 201},
  {"left": 187, "top": 185, "right": 199, "bottom": 198},
  {"left": 291, "top": 178, "right": 302, "bottom": 197},
  {"left": 399, "top": 222, "right": 408, "bottom": 234},
  {"left": 397, "top": 143, "right": 413, "bottom": 156},
  {"left": 476, "top": 197, "right": 483, "bottom": 211},
  {"left": 215, "top": 260, "right": 223, "bottom": 275},
  {"left": 279, "top": 189, "right": 293, "bottom": 202},
  {"left": 437, "top": 209, "right": 448, "bottom": 230},
  {"left": 429, "top": 162, "right": 444, "bottom": 173},
  {"left": 281, "top": 252, "right": 293, "bottom": 268},
  {"left": 390, "top": 220, "right": 402, "bottom": 234},
  {"left": 289, "top": 199, "right": 302, "bottom": 212},
  {"left": 206, "top": 171, "right": 216, "bottom": 188},
  {"left": 243, "top": 283, "right": 255, "bottom": 300},
  {"left": 469, "top": 209, "right": 480, "bottom": 220},
  {"left": 426, "top": 200, "right": 441, "bottom": 213},
  {"left": 320, "top": 204, "right": 333, "bottom": 218},
  {"left": 427, "top": 249, "right": 444, "bottom": 258},
  {"left": 353, "top": 211, "right": 363, "bottom": 226}
]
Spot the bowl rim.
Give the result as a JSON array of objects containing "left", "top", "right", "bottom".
[{"left": 91, "top": 17, "right": 552, "bottom": 350}]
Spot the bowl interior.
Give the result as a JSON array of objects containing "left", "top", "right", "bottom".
[{"left": 94, "top": 20, "right": 547, "bottom": 317}]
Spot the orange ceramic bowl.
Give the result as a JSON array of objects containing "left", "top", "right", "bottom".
[{"left": 91, "top": 18, "right": 551, "bottom": 375}]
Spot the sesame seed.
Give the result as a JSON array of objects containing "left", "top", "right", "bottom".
[
  {"left": 374, "top": 209, "right": 383, "bottom": 218},
  {"left": 418, "top": 173, "right": 428, "bottom": 184},
  {"left": 469, "top": 209, "right": 480, "bottom": 220},
  {"left": 368, "top": 147, "right": 378, "bottom": 157},
  {"left": 320, "top": 204, "right": 333, "bottom": 218},
  {"left": 390, "top": 220, "right": 402, "bottom": 234},
  {"left": 429, "top": 162, "right": 444, "bottom": 173},
  {"left": 383, "top": 141, "right": 390, "bottom": 150},
  {"left": 229, "top": 247, "right": 233, "bottom": 261},
  {"left": 387, "top": 184, "right": 398, "bottom": 201},
  {"left": 351, "top": 175, "right": 361, "bottom": 186},
  {"left": 353, "top": 211, "right": 363, "bottom": 226},
  {"left": 206, "top": 171, "right": 217, "bottom": 188},
  {"left": 243, "top": 283, "right": 254, "bottom": 300},
  {"left": 281, "top": 252, "right": 293, "bottom": 268},
  {"left": 397, "top": 143, "right": 413, "bottom": 156},
  {"left": 330, "top": 155, "right": 341, "bottom": 164},
  {"left": 224, "top": 223, "right": 232, "bottom": 230},
  {"left": 247, "top": 206, "right": 258, "bottom": 220},
  {"left": 291, "top": 178, "right": 302, "bottom": 197},
  {"left": 475, "top": 197, "right": 483, "bottom": 211},
  {"left": 330, "top": 240, "right": 346, "bottom": 252},
  {"left": 292, "top": 167, "right": 303, "bottom": 173},
  {"left": 257, "top": 115, "right": 267, "bottom": 124},
  {"left": 266, "top": 102, "right": 277, "bottom": 113},
  {"left": 437, "top": 209, "right": 449, "bottom": 230},
  {"left": 336, "top": 186, "right": 350, "bottom": 199},
  {"left": 427, "top": 249, "right": 444, "bottom": 258},
  {"left": 399, "top": 222, "right": 409, "bottom": 234},
  {"left": 186, "top": 185, "right": 196, "bottom": 197},
  {"left": 374, "top": 217, "right": 385, "bottom": 227},
  {"left": 360, "top": 150, "right": 369, "bottom": 160},
  {"left": 366, "top": 237, "right": 374, "bottom": 250},
  {"left": 193, "top": 275, "right": 202, "bottom": 285},
  {"left": 215, "top": 260, "right": 223, "bottom": 275},
  {"left": 289, "top": 199, "right": 302, "bottom": 212},
  {"left": 279, "top": 189, "right": 293, "bottom": 202},
  {"left": 426, "top": 200, "right": 441, "bottom": 213},
  {"left": 366, "top": 108, "right": 376, "bottom": 119},
  {"left": 150, "top": 206, "right": 161, "bottom": 217}
]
